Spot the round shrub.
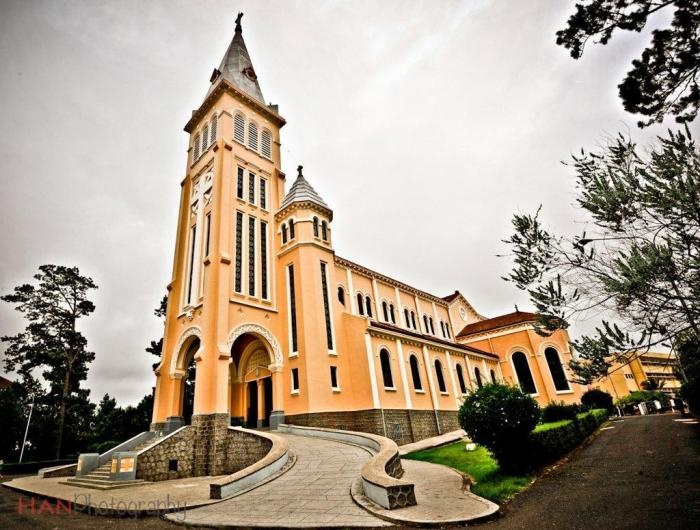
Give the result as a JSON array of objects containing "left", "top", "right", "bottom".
[
  {"left": 541, "top": 401, "right": 579, "bottom": 423},
  {"left": 581, "top": 389, "right": 613, "bottom": 412},
  {"left": 458, "top": 384, "right": 540, "bottom": 472}
]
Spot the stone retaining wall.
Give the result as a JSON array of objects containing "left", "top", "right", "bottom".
[
  {"left": 137, "top": 427, "right": 195, "bottom": 481},
  {"left": 284, "top": 408, "right": 460, "bottom": 445},
  {"left": 137, "top": 415, "right": 273, "bottom": 482}
]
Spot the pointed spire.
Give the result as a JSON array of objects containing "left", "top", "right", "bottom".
[
  {"left": 280, "top": 165, "right": 332, "bottom": 217},
  {"left": 208, "top": 12, "right": 265, "bottom": 103}
]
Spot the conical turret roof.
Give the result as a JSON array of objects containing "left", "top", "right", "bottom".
[
  {"left": 208, "top": 13, "right": 265, "bottom": 103},
  {"left": 280, "top": 166, "right": 332, "bottom": 216}
]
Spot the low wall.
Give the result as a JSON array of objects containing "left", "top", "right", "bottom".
[
  {"left": 136, "top": 422, "right": 274, "bottom": 483},
  {"left": 137, "top": 426, "right": 194, "bottom": 481},
  {"left": 284, "top": 408, "right": 459, "bottom": 445},
  {"left": 209, "top": 428, "right": 288, "bottom": 499},
  {"left": 279, "top": 424, "right": 416, "bottom": 510}
]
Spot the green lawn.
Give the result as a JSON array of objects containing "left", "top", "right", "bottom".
[{"left": 403, "top": 441, "right": 532, "bottom": 503}]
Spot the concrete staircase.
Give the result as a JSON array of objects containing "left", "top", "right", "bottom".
[{"left": 61, "top": 438, "right": 157, "bottom": 490}]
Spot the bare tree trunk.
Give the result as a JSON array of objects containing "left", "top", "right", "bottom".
[{"left": 55, "top": 367, "right": 70, "bottom": 460}]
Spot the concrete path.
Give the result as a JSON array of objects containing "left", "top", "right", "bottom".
[
  {"left": 478, "top": 414, "right": 700, "bottom": 530},
  {"left": 165, "top": 433, "right": 391, "bottom": 527},
  {"left": 399, "top": 429, "right": 467, "bottom": 455}
]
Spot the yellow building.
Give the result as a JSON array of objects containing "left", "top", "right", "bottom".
[
  {"left": 150, "top": 16, "right": 584, "bottom": 452},
  {"left": 597, "top": 351, "right": 682, "bottom": 399}
]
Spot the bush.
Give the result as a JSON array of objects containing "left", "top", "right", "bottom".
[
  {"left": 458, "top": 383, "right": 540, "bottom": 472},
  {"left": 541, "top": 401, "right": 579, "bottom": 423},
  {"left": 527, "top": 409, "right": 609, "bottom": 467},
  {"left": 581, "top": 389, "right": 614, "bottom": 412}
]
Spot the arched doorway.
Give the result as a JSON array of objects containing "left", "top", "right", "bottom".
[
  {"left": 230, "top": 333, "right": 275, "bottom": 428},
  {"left": 170, "top": 334, "right": 200, "bottom": 427}
]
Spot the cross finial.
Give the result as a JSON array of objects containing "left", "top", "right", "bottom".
[
  {"left": 297, "top": 165, "right": 303, "bottom": 177},
  {"left": 235, "top": 12, "right": 243, "bottom": 32}
]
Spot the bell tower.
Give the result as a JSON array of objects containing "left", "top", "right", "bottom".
[{"left": 151, "top": 12, "right": 287, "bottom": 454}]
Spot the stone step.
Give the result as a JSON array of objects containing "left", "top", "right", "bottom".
[{"left": 60, "top": 478, "right": 148, "bottom": 490}]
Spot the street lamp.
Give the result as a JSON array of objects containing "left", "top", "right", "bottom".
[{"left": 19, "top": 399, "right": 34, "bottom": 464}]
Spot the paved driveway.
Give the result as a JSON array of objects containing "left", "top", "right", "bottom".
[
  {"left": 477, "top": 414, "right": 700, "bottom": 530},
  {"left": 167, "top": 433, "right": 390, "bottom": 527}
]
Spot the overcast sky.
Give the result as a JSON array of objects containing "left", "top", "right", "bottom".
[{"left": 1, "top": 0, "right": 696, "bottom": 406}]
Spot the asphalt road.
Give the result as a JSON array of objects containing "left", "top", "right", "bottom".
[{"left": 476, "top": 414, "right": 700, "bottom": 530}]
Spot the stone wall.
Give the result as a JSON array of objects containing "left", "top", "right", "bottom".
[
  {"left": 222, "top": 429, "right": 273, "bottom": 475},
  {"left": 136, "top": 416, "right": 274, "bottom": 482},
  {"left": 284, "top": 408, "right": 460, "bottom": 445},
  {"left": 137, "top": 426, "right": 195, "bottom": 481}
]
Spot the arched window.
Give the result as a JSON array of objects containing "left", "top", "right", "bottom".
[
  {"left": 512, "top": 351, "right": 537, "bottom": 394},
  {"left": 429, "top": 317, "right": 435, "bottom": 335},
  {"left": 202, "top": 124, "right": 209, "bottom": 149},
  {"left": 435, "top": 360, "right": 447, "bottom": 393},
  {"left": 411, "top": 311, "right": 417, "bottom": 330},
  {"left": 210, "top": 114, "right": 217, "bottom": 145},
  {"left": 380, "top": 349, "right": 394, "bottom": 388},
  {"left": 490, "top": 369, "right": 497, "bottom": 383},
  {"left": 389, "top": 304, "right": 396, "bottom": 324},
  {"left": 261, "top": 129, "right": 271, "bottom": 158},
  {"left": 321, "top": 221, "right": 328, "bottom": 241},
  {"left": 404, "top": 308, "right": 410, "bottom": 327},
  {"left": 281, "top": 224, "right": 288, "bottom": 244},
  {"left": 288, "top": 219, "right": 295, "bottom": 239},
  {"left": 445, "top": 323, "right": 451, "bottom": 339},
  {"left": 337, "top": 286, "right": 345, "bottom": 306},
  {"left": 365, "top": 296, "right": 373, "bottom": 318},
  {"left": 234, "top": 114, "right": 245, "bottom": 143},
  {"left": 440, "top": 321, "right": 446, "bottom": 337},
  {"left": 248, "top": 121, "right": 258, "bottom": 150},
  {"left": 409, "top": 355, "right": 422, "bottom": 391},
  {"left": 474, "top": 367, "right": 483, "bottom": 388},
  {"left": 357, "top": 293, "right": 365, "bottom": 316},
  {"left": 423, "top": 315, "right": 429, "bottom": 333},
  {"left": 313, "top": 217, "right": 319, "bottom": 237},
  {"left": 456, "top": 364, "right": 467, "bottom": 394},
  {"left": 545, "top": 347, "right": 570, "bottom": 391},
  {"left": 382, "top": 301, "right": 389, "bottom": 322},
  {"left": 193, "top": 133, "right": 201, "bottom": 161}
]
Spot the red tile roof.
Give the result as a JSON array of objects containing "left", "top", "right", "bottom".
[
  {"left": 457, "top": 311, "right": 539, "bottom": 337},
  {"left": 369, "top": 321, "right": 499, "bottom": 360},
  {"left": 441, "top": 291, "right": 460, "bottom": 303}
]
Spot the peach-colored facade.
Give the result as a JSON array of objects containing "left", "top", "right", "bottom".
[{"left": 150, "top": 19, "right": 584, "bottom": 437}]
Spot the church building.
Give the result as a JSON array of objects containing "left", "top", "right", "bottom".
[{"left": 150, "top": 15, "right": 584, "bottom": 446}]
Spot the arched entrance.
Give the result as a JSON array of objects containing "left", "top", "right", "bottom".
[
  {"left": 168, "top": 332, "right": 201, "bottom": 428},
  {"left": 230, "top": 333, "right": 275, "bottom": 428}
]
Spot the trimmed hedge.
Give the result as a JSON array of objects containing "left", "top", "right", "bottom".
[
  {"left": 541, "top": 401, "right": 579, "bottom": 423},
  {"left": 527, "top": 409, "right": 608, "bottom": 467}
]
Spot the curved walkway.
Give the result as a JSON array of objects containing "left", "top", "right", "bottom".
[{"left": 166, "top": 433, "right": 391, "bottom": 527}]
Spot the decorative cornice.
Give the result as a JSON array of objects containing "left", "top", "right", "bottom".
[
  {"left": 184, "top": 78, "right": 285, "bottom": 133},
  {"left": 335, "top": 256, "right": 449, "bottom": 307},
  {"left": 275, "top": 199, "right": 333, "bottom": 222},
  {"left": 367, "top": 324, "right": 498, "bottom": 361}
]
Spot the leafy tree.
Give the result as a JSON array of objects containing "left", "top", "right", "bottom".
[
  {"left": 146, "top": 294, "right": 168, "bottom": 370},
  {"left": 503, "top": 128, "right": 700, "bottom": 384},
  {"left": 458, "top": 384, "right": 540, "bottom": 472},
  {"left": 0, "top": 382, "right": 30, "bottom": 461},
  {"left": 1, "top": 265, "right": 97, "bottom": 459},
  {"left": 557, "top": 0, "right": 700, "bottom": 126}
]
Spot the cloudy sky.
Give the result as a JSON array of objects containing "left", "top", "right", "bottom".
[{"left": 1, "top": 0, "right": 696, "bottom": 406}]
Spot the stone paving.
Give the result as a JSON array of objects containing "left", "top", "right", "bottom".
[{"left": 166, "top": 433, "right": 391, "bottom": 527}]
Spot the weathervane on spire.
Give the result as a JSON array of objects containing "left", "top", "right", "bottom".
[
  {"left": 235, "top": 12, "right": 243, "bottom": 32},
  {"left": 297, "top": 165, "right": 304, "bottom": 177}
]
